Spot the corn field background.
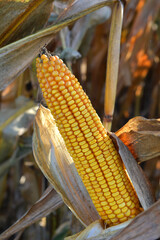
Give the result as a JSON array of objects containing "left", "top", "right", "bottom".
[{"left": 0, "top": 0, "right": 160, "bottom": 239}]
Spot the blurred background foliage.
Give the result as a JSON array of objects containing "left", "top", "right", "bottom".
[{"left": 0, "top": 0, "right": 160, "bottom": 239}]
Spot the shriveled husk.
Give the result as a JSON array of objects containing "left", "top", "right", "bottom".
[
  {"left": 65, "top": 219, "right": 131, "bottom": 240},
  {"left": 32, "top": 105, "right": 100, "bottom": 226}
]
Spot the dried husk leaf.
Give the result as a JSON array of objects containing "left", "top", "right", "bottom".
[
  {"left": 65, "top": 219, "right": 131, "bottom": 240},
  {"left": 0, "top": 99, "right": 36, "bottom": 162},
  {"left": 116, "top": 117, "right": 160, "bottom": 163},
  {"left": 109, "top": 132, "right": 155, "bottom": 210},
  {"left": 0, "top": 186, "right": 63, "bottom": 240},
  {"left": 0, "top": 0, "right": 53, "bottom": 47},
  {"left": 68, "top": 199, "right": 160, "bottom": 240},
  {"left": 0, "top": 0, "right": 116, "bottom": 91},
  {"left": 108, "top": 199, "right": 160, "bottom": 240},
  {"left": 32, "top": 105, "right": 100, "bottom": 226}
]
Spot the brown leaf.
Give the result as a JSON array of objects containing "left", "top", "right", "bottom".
[
  {"left": 116, "top": 116, "right": 160, "bottom": 163},
  {"left": 0, "top": 0, "right": 116, "bottom": 91},
  {"left": 0, "top": 186, "right": 63, "bottom": 240},
  {"left": 89, "top": 199, "right": 160, "bottom": 240},
  {"left": 110, "top": 132, "right": 155, "bottom": 211},
  {"left": 0, "top": 0, "right": 53, "bottom": 47},
  {"left": 33, "top": 105, "right": 100, "bottom": 226},
  {"left": 109, "top": 198, "right": 160, "bottom": 240}
]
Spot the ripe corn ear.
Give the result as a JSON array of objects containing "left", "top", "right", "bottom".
[{"left": 36, "top": 54, "right": 141, "bottom": 226}]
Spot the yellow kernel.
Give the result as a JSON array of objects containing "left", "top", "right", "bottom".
[
  {"left": 60, "top": 72, "right": 64, "bottom": 77},
  {"left": 73, "top": 94, "right": 79, "bottom": 101},
  {"left": 95, "top": 188, "right": 101, "bottom": 193},
  {"left": 94, "top": 150, "right": 102, "bottom": 157},
  {"left": 61, "top": 89, "right": 68, "bottom": 95},
  {"left": 86, "top": 168, "right": 92, "bottom": 173},
  {"left": 77, "top": 152, "right": 83, "bottom": 157},
  {"left": 52, "top": 89, "right": 58, "bottom": 95},
  {"left": 119, "top": 202, "right": 126, "bottom": 208},
  {"left": 108, "top": 214, "right": 116, "bottom": 219},
  {"left": 101, "top": 165, "right": 108, "bottom": 171},
  {"left": 55, "top": 109, "right": 61, "bottom": 114},
  {"left": 64, "top": 76, "right": 69, "bottom": 81},
  {"left": 55, "top": 76, "right": 61, "bottom": 81},
  {"left": 122, "top": 207, "right": 128, "bottom": 213},
  {"left": 86, "top": 154, "right": 94, "bottom": 160},
  {"left": 68, "top": 86, "right": 74, "bottom": 92},
  {"left": 91, "top": 164, "right": 98, "bottom": 170},
  {"left": 114, "top": 209, "right": 121, "bottom": 214},
  {"left": 117, "top": 213, "right": 124, "bottom": 219},
  {"left": 81, "top": 125, "right": 88, "bottom": 131},
  {"left": 74, "top": 111, "right": 80, "bottom": 117},
  {"left": 77, "top": 136, "right": 84, "bottom": 142},
  {"left": 55, "top": 65, "right": 60, "bottom": 70},
  {"left": 85, "top": 132, "right": 92, "bottom": 138},
  {"left": 111, "top": 205, "right": 118, "bottom": 210},
  {"left": 99, "top": 179, "right": 106, "bottom": 185},
  {"left": 48, "top": 66, "right": 54, "bottom": 72},
  {"left": 101, "top": 183, "right": 107, "bottom": 189},
  {"left": 52, "top": 71, "right": 58, "bottom": 76},
  {"left": 79, "top": 105, "right": 85, "bottom": 111},
  {"left": 57, "top": 96, "right": 63, "bottom": 101},
  {"left": 66, "top": 96, "right": 72, "bottom": 102},
  {"left": 97, "top": 176, "right": 104, "bottom": 182},
  {"left": 61, "top": 67, "right": 65, "bottom": 72},
  {"left": 117, "top": 182, "right": 124, "bottom": 188},
  {"left": 125, "top": 209, "right": 131, "bottom": 217},
  {"left": 68, "top": 119, "right": 75, "bottom": 124},
  {"left": 70, "top": 104, "right": 77, "bottom": 110},
  {"left": 55, "top": 93, "right": 60, "bottom": 98},
  {"left": 103, "top": 205, "right": 110, "bottom": 211},
  {"left": 76, "top": 114, "right": 83, "bottom": 120},
  {"left": 90, "top": 162, "right": 97, "bottom": 167}
]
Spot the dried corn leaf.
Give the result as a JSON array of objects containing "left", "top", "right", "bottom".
[
  {"left": 0, "top": 0, "right": 115, "bottom": 91},
  {"left": 108, "top": 199, "right": 160, "bottom": 240},
  {"left": 0, "top": 186, "right": 63, "bottom": 240},
  {"left": 116, "top": 117, "right": 160, "bottom": 162},
  {"left": 110, "top": 132, "right": 155, "bottom": 210},
  {"left": 66, "top": 219, "right": 131, "bottom": 240},
  {"left": 33, "top": 105, "right": 100, "bottom": 226},
  {"left": 0, "top": 98, "right": 37, "bottom": 162},
  {"left": 0, "top": 0, "right": 53, "bottom": 47}
]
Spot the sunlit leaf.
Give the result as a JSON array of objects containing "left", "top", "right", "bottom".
[
  {"left": 0, "top": 98, "right": 36, "bottom": 162},
  {"left": 116, "top": 117, "right": 160, "bottom": 163},
  {"left": 33, "top": 105, "right": 100, "bottom": 226},
  {"left": 110, "top": 132, "right": 155, "bottom": 210},
  {"left": 66, "top": 219, "right": 131, "bottom": 240},
  {"left": 0, "top": 0, "right": 116, "bottom": 90},
  {"left": 0, "top": 0, "right": 53, "bottom": 47}
]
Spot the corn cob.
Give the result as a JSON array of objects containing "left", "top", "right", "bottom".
[{"left": 36, "top": 54, "right": 141, "bottom": 226}]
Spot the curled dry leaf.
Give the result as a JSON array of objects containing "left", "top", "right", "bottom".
[
  {"left": 0, "top": 99, "right": 37, "bottom": 162},
  {"left": 109, "top": 132, "right": 155, "bottom": 210},
  {"left": 66, "top": 219, "right": 132, "bottom": 240},
  {"left": 66, "top": 200, "right": 160, "bottom": 240},
  {"left": 0, "top": 0, "right": 116, "bottom": 91},
  {"left": 32, "top": 105, "right": 100, "bottom": 226},
  {"left": 0, "top": 186, "right": 63, "bottom": 240},
  {"left": 0, "top": 0, "right": 53, "bottom": 47},
  {"left": 116, "top": 117, "right": 160, "bottom": 163},
  {"left": 107, "top": 198, "right": 160, "bottom": 240}
]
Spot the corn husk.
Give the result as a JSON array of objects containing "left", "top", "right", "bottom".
[
  {"left": 32, "top": 105, "right": 100, "bottom": 226},
  {"left": 65, "top": 219, "right": 131, "bottom": 240}
]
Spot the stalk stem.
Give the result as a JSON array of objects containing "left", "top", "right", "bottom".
[{"left": 103, "top": 1, "right": 124, "bottom": 131}]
